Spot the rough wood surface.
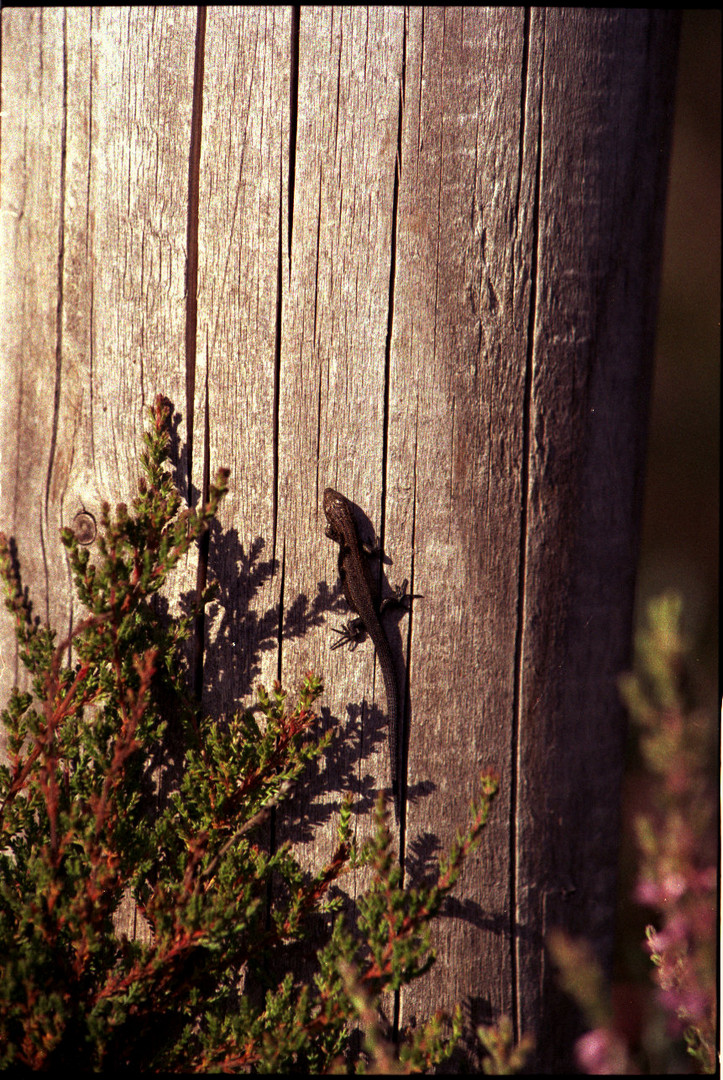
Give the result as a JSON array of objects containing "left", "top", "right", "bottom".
[{"left": 0, "top": 7, "right": 679, "bottom": 1069}]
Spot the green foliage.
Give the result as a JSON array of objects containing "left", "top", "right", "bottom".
[
  {"left": 0, "top": 395, "right": 510, "bottom": 1072},
  {"left": 476, "top": 1014, "right": 536, "bottom": 1076}
]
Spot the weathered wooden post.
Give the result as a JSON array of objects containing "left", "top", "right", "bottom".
[{"left": 0, "top": 8, "right": 679, "bottom": 1069}]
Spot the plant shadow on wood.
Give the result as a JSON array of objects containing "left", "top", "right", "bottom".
[
  {"left": 404, "top": 828, "right": 511, "bottom": 939},
  {"left": 202, "top": 526, "right": 280, "bottom": 700}
]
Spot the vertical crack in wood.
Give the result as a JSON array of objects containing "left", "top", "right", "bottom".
[
  {"left": 381, "top": 17, "right": 405, "bottom": 536},
  {"left": 384, "top": 19, "right": 407, "bottom": 894},
  {"left": 44, "top": 11, "right": 69, "bottom": 627},
  {"left": 288, "top": 7, "right": 300, "bottom": 268},
  {"left": 187, "top": 7, "right": 206, "bottom": 699},
  {"left": 87, "top": 11, "right": 96, "bottom": 464},
  {"left": 267, "top": 538, "right": 286, "bottom": 870},
  {"left": 276, "top": 540, "right": 286, "bottom": 687},
  {"left": 311, "top": 169, "right": 323, "bottom": 503},
  {"left": 273, "top": 5, "right": 299, "bottom": 625},
  {"left": 400, "top": 418, "right": 420, "bottom": 874},
  {"left": 267, "top": 12, "right": 299, "bottom": 870},
  {"left": 185, "top": 5, "right": 206, "bottom": 501},
  {"left": 311, "top": 166, "right": 323, "bottom": 376},
  {"left": 431, "top": 13, "right": 445, "bottom": 370},
  {"left": 193, "top": 364, "right": 211, "bottom": 702},
  {"left": 513, "top": 11, "right": 532, "bottom": 240},
  {"left": 272, "top": 158, "right": 284, "bottom": 559},
  {"left": 510, "top": 7, "right": 546, "bottom": 1043},
  {"left": 417, "top": 9, "right": 425, "bottom": 158},
  {"left": 333, "top": 17, "right": 342, "bottom": 158}
]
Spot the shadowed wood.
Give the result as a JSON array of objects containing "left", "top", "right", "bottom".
[{"left": 0, "top": 7, "right": 679, "bottom": 1069}]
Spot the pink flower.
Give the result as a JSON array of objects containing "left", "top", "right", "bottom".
[
  {"left": 660, "top": 871, "right": 687, "bottom": 902},
  {"left": 575, "top": 1028, "right": 630, "bottom": 1074}
]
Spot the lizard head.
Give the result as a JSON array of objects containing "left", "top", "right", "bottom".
[{"left": 323, "top": 487, "right": 346, "bottom": 519}]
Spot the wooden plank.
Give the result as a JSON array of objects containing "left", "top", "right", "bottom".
[
  {"left": 0, "top": 6, "right": 680, "bottom": 1069},
  {"left": 1, "top": 8, "right": 70, "bottom": 672},
  {"left": 389, "top": 2, "right": 528, "bottom": 1042},
  {"left": 86, "top": 7, "right": 198, "bottom": 491},
  {"left": 0, "top": 7, "right": 199, "bottom": 940},
  {"left": 0, "top": 7, "right": 198, "bottom": 693},
  {"left": 195, "top": 6, "right": 292, "bottom": 716},
  {"left": 275, "top": 6, "right": 406, "bottom": 859}
]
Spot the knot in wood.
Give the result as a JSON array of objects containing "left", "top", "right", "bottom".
[{"left": 73, "top": 511, "right": 97, "bottom": 545}]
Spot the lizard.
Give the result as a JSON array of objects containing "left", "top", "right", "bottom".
[{"left": 323, "top": 486, "right": 416, "bottom": 822}]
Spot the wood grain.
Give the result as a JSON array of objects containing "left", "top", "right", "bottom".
[
  {"left": 389, "top": 5, "right": 529, "bottom": 1046},
  {"left": 0, "top": 7, "right": 680, "bottom": 1068}
]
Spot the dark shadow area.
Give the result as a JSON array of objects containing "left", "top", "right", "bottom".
[{"left": 201, "top": 525, "right": 281, "bottom": 705}]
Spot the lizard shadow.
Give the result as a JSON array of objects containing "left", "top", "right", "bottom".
[{"left": 315, "top": 495, "right": 417, "bottom": 826}]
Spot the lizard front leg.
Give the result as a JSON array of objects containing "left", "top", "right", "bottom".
[{"left": 330, "top": 618, "right": 367, "bottom": 651}]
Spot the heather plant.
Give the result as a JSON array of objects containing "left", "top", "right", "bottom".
[
  {"left": 0, "top": 395, "right": 515, "bottom": 1072},
  {"left": 549, "top": 595, "right": 717, "bottom": 1074}
]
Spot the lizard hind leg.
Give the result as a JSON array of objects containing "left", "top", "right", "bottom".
[{"left": 379, "top": 579, "right": 423, "bottom": 615}]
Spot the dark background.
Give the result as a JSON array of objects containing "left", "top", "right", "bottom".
[{"left": 636, "top": 9, "right": 719, "bottom": 691}]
